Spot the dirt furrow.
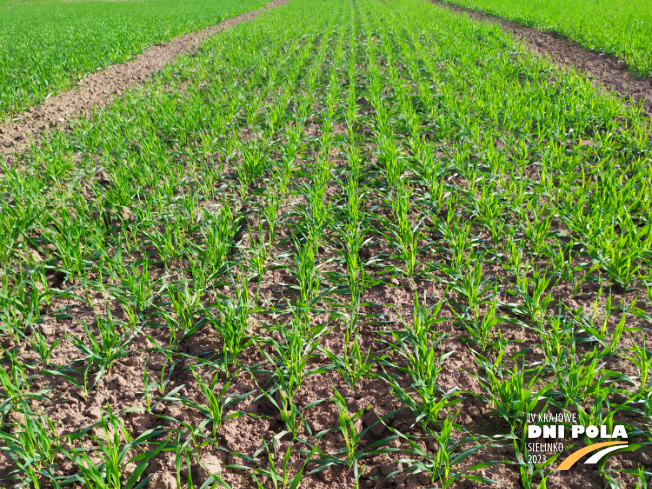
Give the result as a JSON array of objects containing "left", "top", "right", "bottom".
[
  {"left": 0, "top": 0, "right": 289, "bottom": 157},
  {"left": 432, "top": 0, "right": 652, "bottom": 115}
]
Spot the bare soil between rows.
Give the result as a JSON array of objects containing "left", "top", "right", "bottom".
[
  {"left": 0, "top": 0, "right": 289, "bottom": 157},
  {"left": 2, "top": 122, "right": 650, "bottom": 489},
  {"left": 432, "top": 0, "right": 652, "bottom": 115}
]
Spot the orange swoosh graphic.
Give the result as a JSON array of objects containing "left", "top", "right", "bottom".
[{"left": 556, "top": 441, "right": 626, "bottom": 470}]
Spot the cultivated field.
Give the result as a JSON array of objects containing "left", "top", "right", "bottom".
[
  {"left": 0, "top": 0, "right": 267, "bottom": 117},
  {"left": 0, "top": 0, "right": 651, "bottom": 488},
  {"left": 439, "top": 0, "right": 652, "bottom": 77}
]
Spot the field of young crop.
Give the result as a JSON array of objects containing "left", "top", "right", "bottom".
[
  {"left": 439, "top": 0, "right": 652, "bottom": 78},
  {"left": 0, "top": 0, "right": 267, "bottom": 118},
  {"left": 1, "top": 0, "right": 651, "bottom": 487}
]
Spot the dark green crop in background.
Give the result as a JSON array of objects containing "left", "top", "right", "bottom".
[
  {"left": 441, "top": 0, "right": 652, "bottom": 78},
  {"left": 0, "top": 0, "right": 267, "bottom": 118}
]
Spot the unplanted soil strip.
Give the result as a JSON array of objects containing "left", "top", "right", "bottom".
[
  {"left": 0, "top": 0, "right": 288, "bottom": 157},
  {"left": 433, "top": 0, "right": 652, "bottom": 115}
]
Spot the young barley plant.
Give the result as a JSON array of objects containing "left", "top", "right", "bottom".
[{"left": 385, "top": 293, "right": 463, "bottom": 430}]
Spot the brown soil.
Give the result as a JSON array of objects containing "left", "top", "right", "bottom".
[
  {"left": 432, "top": 0, "right": 652, "bottom": 114},
  {"left": 0, "top": 0, "right": 289, "bottom": 156}
]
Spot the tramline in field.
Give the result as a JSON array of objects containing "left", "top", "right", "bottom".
[
  {"left": 440, "top": 0, "right": 652, "bottom": 78},
  {"left": 0, "top": 0, "right": 651, "bottom": 487}
]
